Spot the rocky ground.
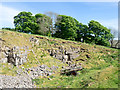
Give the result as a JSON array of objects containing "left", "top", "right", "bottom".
[
  {"left": 0, "top": 64, "right": 58, "bottom": 88},
  {"left": 0, "top": 35, "right": 83, "bottom": 88},
  {"left": 0, "top": 63, "right": 81, "bottom": 88},
  {"left": 0, "top": 74, "right": 34, "bottom": 88},
  {"left": 1, "top": 30, "right": 118, "bottom": 88}
]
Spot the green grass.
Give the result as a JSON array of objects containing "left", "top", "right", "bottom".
[
  {"left": 32, "top": 52, "right": 118, "bottom": 88},
  {"left": 0, "top": 29, "right": 118, "bottom": 88}
]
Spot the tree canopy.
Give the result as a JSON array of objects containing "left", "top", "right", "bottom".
[
  {"left": 14, "top": 11, "right": 38, "bottom": 33},
  {"left": 13, "top": 11, "right": 113, "bottom": 47},
  {"left": 88, "top": 20, "right": 113, "bottom": 46},
  {"left": 35, "top": 13, "right": 52, "bottom": 36},
  {"left": 54, "top": 15, "right": 79, "bottom": 40}
]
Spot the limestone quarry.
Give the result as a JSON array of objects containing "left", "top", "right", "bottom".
[{"left": 0, "top": 30, "right": 118, "bottom": 88}]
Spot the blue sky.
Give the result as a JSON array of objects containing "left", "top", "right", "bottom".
[{"left": 0, "top": 2, "right": 118, "bottom": 38}]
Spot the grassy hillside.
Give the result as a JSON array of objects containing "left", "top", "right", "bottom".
[{"left": 0, "top": 29, "right": 119, "bottom": 88}]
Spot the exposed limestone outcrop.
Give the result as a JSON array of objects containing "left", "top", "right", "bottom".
[
  {"left": 0, "top": 45, "right": 29, "bottom": 66},
  {"left": 29, "top": 36, "right": 83, "bottom": 63},
  {"left": 28, "top": 36, "right": 90, "bottom": 64},
  {"left": 47, "top": 46, "right": 85, "bottom": 63}
]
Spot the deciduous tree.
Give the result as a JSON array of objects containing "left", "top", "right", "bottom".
[
  {"left": 88, "top": 20, "right": 113, "bottom": 46},
  {"left": 55, "top": 15, "right": 79, "bottom": 40},
  {"left": 14, "top": 11, "right": 38, "bottom": 33},
  {"left": 35, "top": 13, "right": 52, "bottom": 36}
]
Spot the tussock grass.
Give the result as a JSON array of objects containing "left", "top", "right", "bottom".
[{"left": 0, "top": 29, "right": 118, "bottom": 88}]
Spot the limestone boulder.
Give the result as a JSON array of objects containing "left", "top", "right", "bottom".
[{"left": 0, "top": 46, "right": 29, "bottom": 66}]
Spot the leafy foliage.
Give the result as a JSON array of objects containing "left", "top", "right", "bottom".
[
  {"left": 88, "top": 20, "right": 113, "bottom": 46},
  {"left": 2, "top": 27, "right": 15, "bottom": 31},
  {"left": 54, "top": 15, "right": 79, "bottom": 40},
  {"left": 76, "top": 23, "right": 94, "bottom": 43},
  {"left": 13, "top": 12, "right": 114, "bottom": 46},
  {"left": 14, "top": 11, "right": 38, "bottom": 33}
]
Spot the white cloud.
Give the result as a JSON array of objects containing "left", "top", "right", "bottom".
[{"left": 0, "top": 5, "right": 20, "bottom": 28}]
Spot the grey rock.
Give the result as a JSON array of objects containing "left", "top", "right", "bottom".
[
  {"left": 62, "top": 55, "right": 68, "bottom": 62},
  {"left": 0, "top": 74, "right": 35, "bottom": 88},
  {"left": 40, "top": 64, "right": 49, "bottom": 69},
  {"left": 48, "top": 46, "right": 81, "bottom": 63},
  {"left": 48, "top": 78, "right": 52, "bottom": 80},
  {"left": 0, "top": 58, "right": 7, "bottom": 63},
  {"left": 55, "top": 55, "right": 63, "bottom": 60},
  {"left": 0, "top": 45, "right": 29, "bottom": 66}
]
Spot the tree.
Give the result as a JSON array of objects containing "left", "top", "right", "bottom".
[
  {"left": 76, "top": 23, "right": 94, "bottom": 43},
  {"left": 54, "top": 15, "right": 79, "bottom": 40},
  {"left": 45, "top": 12, "right": 59, "bottom": 36},
  {"left": 109, "top": 28, "right": 118, "bottom": 47},
  {"left": 2, "top": 27, "right": 15, "bottom": 31},
  {"left": 75, "top": 23, "right": 83, "bottom": 41},
  {"left": 88, "top": 20, "right": 113, "bottom": 46},
  {"left": 35, "top": 13, "right": 52, "bottom": 36},
  {"left": 14, "top": 11, "right": 38, "bottom": 33}
]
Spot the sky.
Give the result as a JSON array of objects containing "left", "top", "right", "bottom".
[{"left": 0, "top": 1, "right": 118, "bottom": 39}]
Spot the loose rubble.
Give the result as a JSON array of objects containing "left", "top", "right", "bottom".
[
  {"left": 0, "top": 75, "right": 34, "bottom": 88},
  {"left": 0, "top": 64, "right": 56, "bottom": 88}
]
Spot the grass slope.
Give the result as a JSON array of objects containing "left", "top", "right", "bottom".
[{"left": 0, "top": 29, "right": 119, "bottom": 88}]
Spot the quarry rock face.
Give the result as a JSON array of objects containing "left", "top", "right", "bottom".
[
  {"left": 0, "top": 45, "right": 28, "bottom": 66},
  {"left": 0, "top": 32, "right": 88, "bottom": 88},
  {"left": 48, "top": 46, "right": 81, "bottom": 62},
  {"left": 28, "top": 36, "right": 89, "bottom": 64}
]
